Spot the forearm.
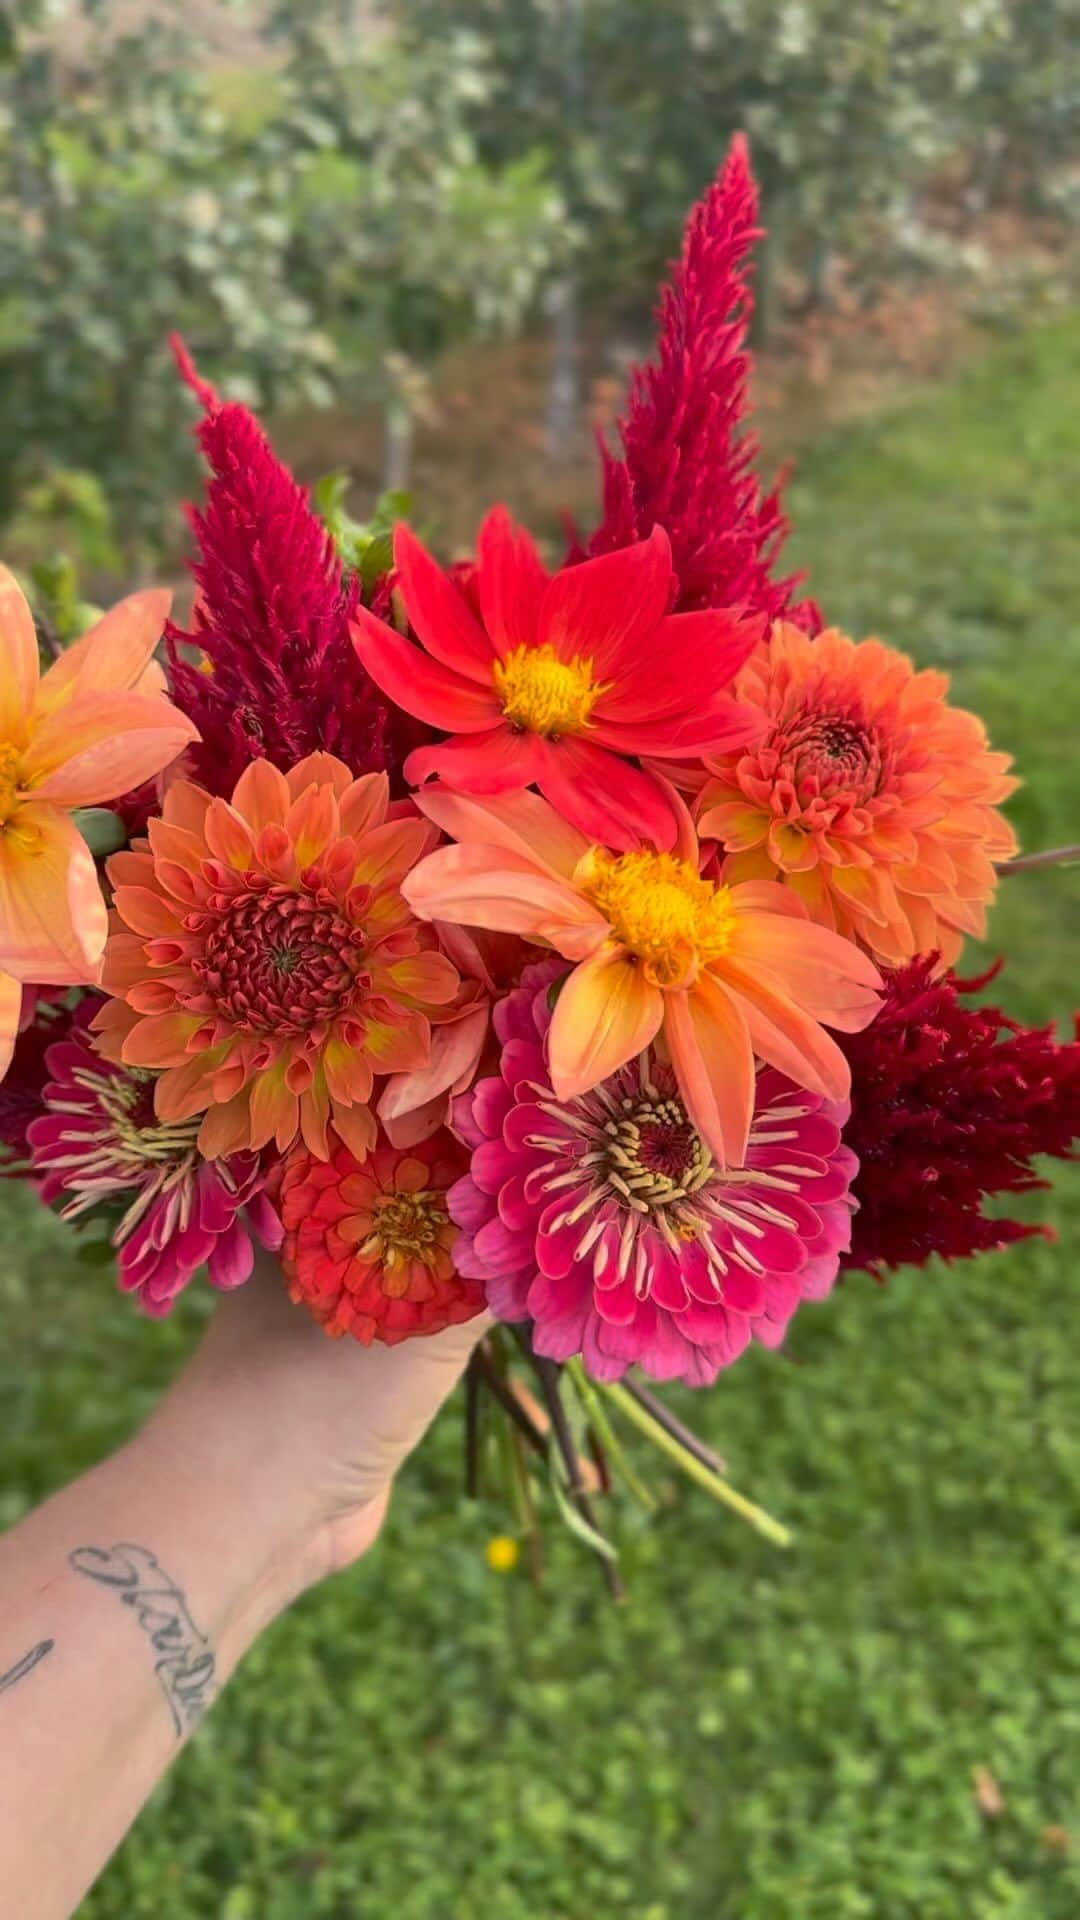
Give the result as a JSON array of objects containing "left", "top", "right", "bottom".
[
  {"left": 0, "top": 1268, "right": 475, "bottom": 1920},
  {"left": 0, "top": 1391, "right": 318, "bottom": 1920}
]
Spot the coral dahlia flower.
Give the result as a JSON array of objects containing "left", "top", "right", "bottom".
[
  {"left": 94, "top": 754, "right": 459, "bottom": 1162},
  {"left": 402, "top": 784, "right": 881, "bottom": 1167},
  {"left": 28, "top": 1014, "right": 281, "bottom": 1315},
  {"left": 452, "top": 963, "right": 857, "bottom": 1385},
  {"left": 698, "top": 624, "right": 1019, "bottom": 967},
  {"left": 0, "top": 568, "right": 197, "bottom": 1077},
  {"left": 350, "top": 508, "right": 763, "bottom": 852},
  {"left": 279, "top": 1130, "right": 485, "bottom": 1343}
]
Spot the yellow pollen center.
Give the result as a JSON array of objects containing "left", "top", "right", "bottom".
[
  {"left": 581, "top": 847, "right": 737, "bottom": 988},
  {"left": 0, "top": 743, "right": 24, "bottom": 827},
  {"left": 493, "top": 643, "right": 605, "bottom": 738},
  {"left": 361, "top": 1188, "right": 450, "bottom": 1293}
]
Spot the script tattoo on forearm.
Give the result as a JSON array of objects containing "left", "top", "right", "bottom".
[
  {"left": 0, "top": 1640, "right": 55, "bottom": 1698},
  {"left": 69, "top": 1543, "right": 216, "bottom": 1738}
]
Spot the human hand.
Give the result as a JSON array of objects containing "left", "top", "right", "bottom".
[{"left": 140, "top": 1251, "right": 489, "bottom": 1608}]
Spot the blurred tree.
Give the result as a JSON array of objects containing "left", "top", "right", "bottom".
[
  {"left": 0, "top": 0, "right": 565, "bottom": 560},
  {"left": 391, "top": 0, "right": 1055, "bottom": 340},
  {"left": 0, "top": 0, "right": 332, "bottom": 568},
  {"left": 262, "top": 1, "right": 569, "bottom": 487}
]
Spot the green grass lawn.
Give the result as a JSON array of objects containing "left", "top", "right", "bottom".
[{"left": 2, "top": 314, "right": 1079, "bottom": 1919}]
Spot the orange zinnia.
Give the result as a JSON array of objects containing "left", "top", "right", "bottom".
[
  {"left": 697, "top": 624, "right": 1019, "bottom": 967},
  {"left": 0, "top": 567, "right": 196, "bottom": 1077},
  {"left": 402, "top": 785, "right": 881, "bottom": 1167},
  {"left": 94, "top": 753, "right": 460, "bottom": 1161}
]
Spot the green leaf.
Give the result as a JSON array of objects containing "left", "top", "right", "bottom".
[{"left": 72, "top": 808, "right": 128, "bottom": 858}]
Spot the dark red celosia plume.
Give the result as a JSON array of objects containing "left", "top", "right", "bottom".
[
  {"left": 164, "top": 336, "right": 411, "bottom": 796},
  {"left": 840, "top": 958, "right": 1080, "bottom": 1275},
  {"left": 585, "top": 135, "right": 817, "bottom": 628}
]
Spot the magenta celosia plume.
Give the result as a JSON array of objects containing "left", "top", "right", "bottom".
[
  {"left": 840, "top": 958, "right": 1080, "bottom": 1273},
  {"left": 584, "top": 135, "right": 818, "bottom": 629},
  {"left": 164, "top": 337, "right": 415, "bottom": 797},
  {"left": 450, "top": 962, "right": 857, "bottom": 1385}
]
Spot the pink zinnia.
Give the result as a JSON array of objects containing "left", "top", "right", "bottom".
[
  {"left": 28, "top": 1017, "right": 282, "bottom": 1314},
  {"left": 450, "top": 963, "right": 857, "bottom": 1385}
]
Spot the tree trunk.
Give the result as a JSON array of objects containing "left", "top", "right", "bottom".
[
  {"left": 546, "top": 274, "right": 580, "bottom": 462},
  {"left": 383, "top": 400, "right": 413, "bottom": 494},
  {"left": 545, "top": 0, "right": 584, "bottom": 460}
]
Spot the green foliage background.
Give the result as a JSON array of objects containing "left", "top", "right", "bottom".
[{"left": 2, "top": 315, "right": 1078, "bottom": 1918}]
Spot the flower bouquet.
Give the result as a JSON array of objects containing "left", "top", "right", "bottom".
[{"left": 3, "top": 138, "right": 1077, "bottom": 1586}]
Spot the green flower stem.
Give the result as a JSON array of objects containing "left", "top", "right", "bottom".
[
  {"left": 601, "top": 1381, "right": 792, "bottom": 1549},
  {"left": 565, "top": 1359, "right": 658, "bottom": 1512}
]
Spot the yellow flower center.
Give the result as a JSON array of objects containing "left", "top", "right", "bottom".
[
  {"left": 493, "top": 643, "right": 606, "bottom": 738},
  {"left": 361, "top": 1188, "right": 451, "bottom": 1293},
  {"left": 0, "top": 742, "right": 23, "bottom": 827},
  {"left": 581, "top": 847, "right": 737, "bottom": 988}
]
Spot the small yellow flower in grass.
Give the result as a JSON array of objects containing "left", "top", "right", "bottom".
[{"left": 485, "top": 1535, "right": 520, "bottom": 1573}]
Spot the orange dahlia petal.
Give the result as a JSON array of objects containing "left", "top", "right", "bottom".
[
  {"left": 548, "top": 947, "right": 664, "bottom": 1102},
  {"left": 231, "top": 758, "right": 290, "bottom": 833},
  {"left": 664, "top": 976, "right": 754, "bottom": 1168}
]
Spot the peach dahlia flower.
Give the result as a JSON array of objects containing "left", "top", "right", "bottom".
[
  {"left": 698, "top": 624, "right": 1019, "bottom": 967},
  {"left": 94, "top": 753, "right": 459, "bottom": 1161},
  {"left": 0, "top": 568, "right": 196, "bottom": 1077},
  {"left": 402, "top": 785, "right": 881, "bottom": 1168}
]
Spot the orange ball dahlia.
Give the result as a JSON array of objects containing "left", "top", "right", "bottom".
[
  {"left": 94, "top": 753, "right": 459, "bottom": 1161},
  {"left": 697, "top": 624, "right": 1019, "bottom": 967},
  {"left": 279, "top": 1131, "right": 484, "bottom": 1343}
]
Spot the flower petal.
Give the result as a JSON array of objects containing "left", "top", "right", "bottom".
[
  {"left": 719, "top": 959, "right": 852, "bottom": 1102},
  {"left": 36, "top": 587, "right": 172, "bottom": 710},
  {"left": 591, "top": 691, "right": 760, "bottom": 759},
  {"left": 404, "top": 842, "right": 609, "bottom": 955},
  {"left": 394, "top": 521, "right": 494, "bottom": 681},
  {"left": 412, "top": 782, "right": 591, "bottom": 880},
  {"left": 663, "top": 977, "right": 754, "bottom": 1167},
  {"left": 537, "top": 524, "right": 672, "bottom": 673},
  {"left": 350, "top": 605, "right": 500, "bottom": 731},
  {"left": 0, "top": 804, "right": 106, "bottom": 982},
  {"left": 548, "top": 947, "right": 663, "bottom": 1101},
  {"left": 339, "top": 771, "right": 390, "bottom": 840},
  {"left": 22, "top": 692, "right": 197, "bottom": 805},
  {"left": 405, "top": 723, "right": 542, "bottom": 794},
  {"left": 231, "top": 757, "right": 291, "bottom": 832},
  {"left": 475, "top": 506, "right": 548, "bottom": 659},
  {"left": 0, "top": 969, "right": 21, "bottom": 1080},
  {"left": 0, "top": 564, "right": 40, "bottom": 737},
  {"left": 533, "top": 735, "right": 677, "bottom": 853}
]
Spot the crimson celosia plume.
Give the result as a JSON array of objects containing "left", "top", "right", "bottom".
[
  {"left": 164, "top": 337, "right": 409, "bottom": 796},
  {"left": 585, "top": 135, "right": 817, "bottom": 628},
  {"left": 840, "top": 958, "right": 1080, "bottom": 1273}
]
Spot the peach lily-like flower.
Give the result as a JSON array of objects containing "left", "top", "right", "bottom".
[
  {"left": 402, "top": 784, "right": 882, "bottom": 1167},
  {"left": 698, "top": 624, "right": 1019, "bottom": 967},
  {"left": 350, "top": 507, "right": 763, "bottom": 854},
  {"left": 0, "top": 566, "right": 196, "bottom": 1077},
  {"left": 93, "top": 753, "right": 460, "bottom": 1162}
]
